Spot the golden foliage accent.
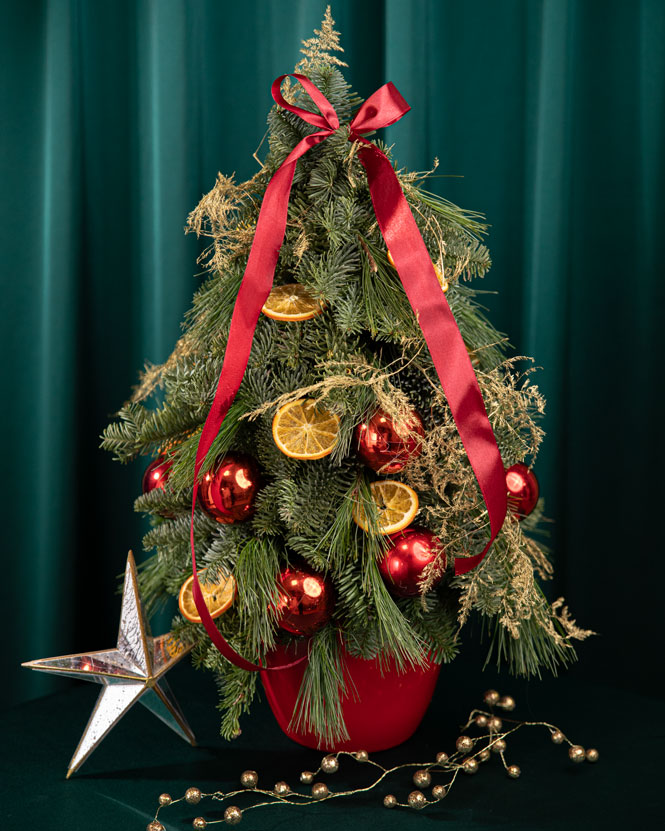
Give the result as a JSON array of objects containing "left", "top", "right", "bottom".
[
  {"left": 241, "top": 355, "right": 416, "bottom": 426},
  {"left": 185, "top": 172, "right": 264, "bottom": 275},
  {"left": 131, "top": 332, "right": 197, "bottom": 403},
  {"left": 551, "top": 599, "right": 595, "bottom": 642},
  {"left": 296, "top": 6, "right": 348, "bottom": 74}
]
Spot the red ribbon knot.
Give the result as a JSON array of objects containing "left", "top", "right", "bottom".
[{"left": 189, "top": 74, "right": 507, "bottom": 673}]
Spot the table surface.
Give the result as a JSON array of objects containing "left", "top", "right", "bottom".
[{"left": 2, "top": 658, "right": 658, "bottom": 830}]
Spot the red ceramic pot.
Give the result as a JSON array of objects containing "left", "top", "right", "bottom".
[{"left": 260, "top": 642, "right": 441, "bottom": 751}]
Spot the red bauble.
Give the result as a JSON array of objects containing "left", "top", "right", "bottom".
[
  {"left": 379, "top": 527, "right": 445, "bottom": 597},
  {"left": 142, "top": 455, "right": 172, "bottom": 494},
  {"left": 354, "top": 409, "right": 425, "bottom": 474},
  {"left": 276, "top": 565, "right": 335, "bottom": 636},
  {"left": 198, "top": 452, "right": 261, "bottom": 524},
  {"left": 505, "top": 463, "right": 539, "bottom": 519}
]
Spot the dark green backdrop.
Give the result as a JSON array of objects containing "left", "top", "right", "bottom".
[{"left": 2, "top": 0, "right": 663, "bottom": 710}]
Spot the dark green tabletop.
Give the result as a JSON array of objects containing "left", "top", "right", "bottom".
[{"left": 2, "top": 660, "right": 655, "bottom": 830}]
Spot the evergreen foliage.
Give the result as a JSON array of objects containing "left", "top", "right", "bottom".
[{"left": 101, "top": 13, "right": 589, "bottom": 744}]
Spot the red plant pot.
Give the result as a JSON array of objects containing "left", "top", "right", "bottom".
[{"left": 260, "top": 642, "right": 441, "bottom": 752}]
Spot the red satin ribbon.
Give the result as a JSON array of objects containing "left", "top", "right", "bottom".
[{"left": 190, "top": 74, "right": 507, "bottom": 672}]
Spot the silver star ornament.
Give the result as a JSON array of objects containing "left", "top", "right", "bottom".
[{"left": 22, "top": 551, "right": 195, "bottom": 777}]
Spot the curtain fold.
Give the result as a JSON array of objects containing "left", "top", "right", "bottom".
[{"left": 2, "top": 0, "right": 663, "bottom": 709}]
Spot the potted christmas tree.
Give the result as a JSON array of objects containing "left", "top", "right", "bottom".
[{"left": 102, "top": 9, "right": 588, "bottom": 752}]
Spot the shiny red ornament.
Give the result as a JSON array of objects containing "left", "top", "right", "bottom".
[
  {"left": 505, "top": 463, "right": 539, "bottom": 519},
  {"left": 276, "top": 565, "right": 335, "bottom": 636},
  {"left": 354, "top": 409, "right": 425, "bottom": 474},
  {"left": 198, "top": 452, "right": 261, "bottom": 524},
  {"left": 379, "top": 527, "right": 445, "bottom": 597},
  {"left": 142, "top": 456, "right": 172, "bottom": 494}
]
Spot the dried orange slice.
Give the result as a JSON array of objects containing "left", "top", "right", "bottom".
[
  {"left": 272, "top": 399, "right": 340, "bottom": 460},
  {"left": 178, "top": 570, "right": 236, "bottom": 623},
  {"left": 387, "top": 251, "right": 449, "bottom": 292},
  {"left": 261, "top": 283, "right": 324, "bottom": 321},
  {"left": 352, "top": 481, "right": 419, "bottom": 535}
]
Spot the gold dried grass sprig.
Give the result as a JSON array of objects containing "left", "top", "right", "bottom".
[
  {"left": 186, "top": 172, "right": 264, "bottom": 275},
  {"left": 240, "top": 355, "right": 416, "bottom": 427},
  {"left": 131, "top": 332, "right": 198, "bottom": 404}
]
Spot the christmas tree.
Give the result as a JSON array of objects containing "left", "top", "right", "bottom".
[{"left": 102, "top": 9, "right": 589, "bottom": 747}]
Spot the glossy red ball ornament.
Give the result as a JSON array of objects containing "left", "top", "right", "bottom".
[
  {"left": 379, "top": 527, "right": 445, "bottom": 597},
  {"left": 276, "top": 565, "right": 335, "bottom": 636},
  {"left": 505, "top": 463, "right": 539, "bottom": 519},
  {"left": 142, "top": 456, "right": 172, "bottom": 494},
  {"left": 198, "top": 452, "right": 261, "bottom": 524},
  {"left": 354, "top": 409, "right": 425, "bottom": 474}
]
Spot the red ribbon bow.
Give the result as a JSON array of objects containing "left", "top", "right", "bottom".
[{"left": 190, "top": 75, "right": 507, "bottom": 672}]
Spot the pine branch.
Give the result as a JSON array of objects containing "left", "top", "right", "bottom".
[{"left": 290, "top": 626, "right": 351, "bottom": 746}]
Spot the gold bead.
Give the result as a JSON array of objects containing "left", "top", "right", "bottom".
[
  {"left": 300, "top": 771, "right": 315, "bottom": 784},
  {"left": 488, "top": 716, "right": 503, "bottom": 732},
  {"left": 498, "top": 695, "right": 516, "bottom": 711},
  {"left": 321, "top": 754, "right": 339, "bottom": 774},
  {"left": 354, "top": 750, "right": 369, "bottom": 762},
  {"left": 585, "top": 748, "right": 600, "bottom": 763},
  {"left": 193, "top": 818, "right": 207, "bottom": 830},
  {"left": 432, "top": 784, "right": 447, "bottom": 800},
  {"left": 240, "top": 770, "right": 258, "bottom": 789},
  {"left": 273, "top": 781, "right": 290, "bottom": 795},
  {"left": 463, "top": 757, "right": 479, "bottom": 774},
  {"left": 158, "top": 793, "right": 172, "bottom": 807},
  {"left": 383, "top": 794, "right": 397, "bottom": 808},
  {"left": 147, "top": 823, "right": 165, "bottom": 831},
  {"left": 224, "top": 806, "right": 242, "bottom": 825},
  {"left": 479, "top": 748, "right": 491, "bottom": 762},
  {"left": 408, "top": 790, "right": 427, "bottom": 810},
  {"left": 456, "top": 735, "right": 474, "bottom": 753},
  {"left": 484, "top": 689, "right": 500, "bottom": 706},
  {"left": 550, "top": 729, "right": 564, "bottom": 744},
  {"left": 312, "top": 782, "right": 329, "bottom": 799},
  {"left": 185, "top": 787, "right": 202, "bottom": 805},
  {"left": 507, "top": 764, "right": 521, "bottom": 779},
  {"left": 412, "top": 769, "right": 431, "bottom": 788},
  {"left": 475, "top": 714, "right": 488, "bottom": 728},
  {"left": 492, "top": 739, "right": 507, "bottom": 754},
  {"left": 569, "top": 745, "right": 586, "bottom": 763},
  {"left": 435, "top": 751, "right": 449, "bottom": 765}
]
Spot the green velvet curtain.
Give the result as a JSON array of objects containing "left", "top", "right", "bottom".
[{"left": 2, "top": 0, "right": 663, "bottom": 710}]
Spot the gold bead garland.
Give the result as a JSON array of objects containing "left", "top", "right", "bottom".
[{"left": 147, "top": 691, "right": 598, "bottom": 829}]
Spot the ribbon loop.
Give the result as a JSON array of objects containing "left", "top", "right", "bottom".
[
  {"left": 271, "top": 74, "right": 339, "bottom": 132},
  {"left": 349, "top": 82, "right": 411, "bottom": 135},
  {"left": 189, "top": 74, "right": 507, "bottom": 673}
]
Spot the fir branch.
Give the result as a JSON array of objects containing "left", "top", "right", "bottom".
[
  {"left": 215, "top": 663, "right": 259, "bottom": 741},
  {"left": 167, "top": 401, "right": 245, "bottom": 492}
]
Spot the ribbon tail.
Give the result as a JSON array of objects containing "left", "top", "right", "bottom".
[
  {"left": 188, "top": 132, "right": 329, "bottom": 671},
  {"left": 356, "top": 143, "right": 507, "bottom": 574}
]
